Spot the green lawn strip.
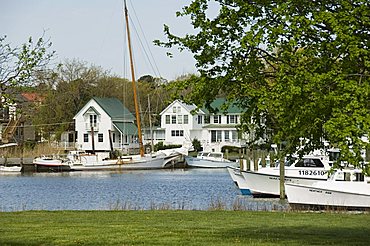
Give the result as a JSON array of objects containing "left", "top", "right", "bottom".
[{"left": 0, "top": 210, "right": 369, "bottom": 245}]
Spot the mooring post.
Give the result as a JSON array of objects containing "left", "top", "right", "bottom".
[
  {"left": 279, "top": 156, "right": 285, "bottom": 200},
  {"left": 247, "top": 149, "right": 251, "bottom": 171},
  {"left": 253, "top": 150, "right": 258, "bottom": 171}
]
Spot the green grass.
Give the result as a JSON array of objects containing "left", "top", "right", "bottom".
[{"left": 0, "top": 211, "right": 369, "bottom": 245}]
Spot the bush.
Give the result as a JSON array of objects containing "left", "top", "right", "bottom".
[
  {"left": 192, "top": 138, "right": 202, "bottom": 152},
  {"left": 154, "top": 142, "right": 182, "bottom": 151},
  {"left": 221, "top": 145, "right": 240, "bottom": 153}
]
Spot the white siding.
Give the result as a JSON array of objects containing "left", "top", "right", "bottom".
[{"left": 74, "top": 100, "right": 113, "bottom": 151}]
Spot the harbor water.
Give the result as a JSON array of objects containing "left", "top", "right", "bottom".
[{"left": 0, "top": 168, "right": 288, "bottom": 211}]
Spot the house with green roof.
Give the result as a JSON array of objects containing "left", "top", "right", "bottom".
[
  {"left": 73, "top": 97, "right": 138, "bottom": 153},
  {"left": 159, "top": 98, "right": 248, "bottom": 152}
]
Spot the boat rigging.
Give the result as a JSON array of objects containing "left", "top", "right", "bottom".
[{"left": 124, "top": 0, "right": 144, "bottom": 157}]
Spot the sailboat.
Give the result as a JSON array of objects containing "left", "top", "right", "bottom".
[{"left": 68, "top": 2, "right": 186, "bottom": 171}]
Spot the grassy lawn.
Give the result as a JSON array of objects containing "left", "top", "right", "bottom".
[{"left": 0, "top": 210, "right": 369, "bottom": 245}]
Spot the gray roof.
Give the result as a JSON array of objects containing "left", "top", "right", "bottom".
[
  {"left": 201, "top": 98, "right": 242, "bottom": 114},
  {"left": 93, "top": 97, "right": 135, "bottom": 121},
  {"left": 113, "top": 122, "right": 138, "bottom": 135}
]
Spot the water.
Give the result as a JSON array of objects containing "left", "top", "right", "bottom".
[
  {"left": 0, "top": 168, "right": 289, "bottom": 211},
  {"left": 0, "top": 169, "right": 234, "bottom": 211}
]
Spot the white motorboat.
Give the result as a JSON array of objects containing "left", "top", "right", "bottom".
[
  {"left": 241, "top": 153, "right": 332, "bottom": 197},
  {"left": 285, "top": 169, "right": 370, "bottom": 209},
  {"left": 33, "top": 156, "right": 67, "bottom": 166},
  {"left": 32, "top": 156, "right": 71, "bottom": 171},
  {"left": 185, "top": 152, "right": 236, "bottom": 168},
  {"left": 226, "top": 166, "right": 251, "bottom": 195},
  {"left": 0, "top": 165, "right": 22, "bottom": 172}
]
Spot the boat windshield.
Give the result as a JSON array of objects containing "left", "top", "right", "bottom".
[
  {"left": 197, "top": 152, "right": 209, "bottom": 158},
  {"left": 294, "top": 158, "right": 324, "bottom": 168},
  {"left": 208, "top": 153, "right": 222, "bottom": 158}
]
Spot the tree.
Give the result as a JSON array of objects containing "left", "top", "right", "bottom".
[
  {"left": 0, "top": 35, "right": 54, "bottom": 105},
  {"left": 32, "top": 59, "right": 172, "bottom": 139},
  {"left": 33, "top": 60, "right": 106, "bottom": 138},
  {"left": 156, "top": 1, "right": 370, "bottom": 169},
  {"left": 192, "top": 138, "right": 202, "bottom": 152}
]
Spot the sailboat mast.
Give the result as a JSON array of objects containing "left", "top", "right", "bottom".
[{"left": 124, "top": 0, "right": 145, "bottom": 157}]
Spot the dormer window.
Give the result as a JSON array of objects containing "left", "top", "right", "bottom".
[
  {"left": 214, "top": 115, "right": 221, "bottom": 124},
  {"left": 227, "top": 115, "right": 238, "bottom": 124},
  {"left": 90, "top": 115, "right": 97, "bottom": 127},
  {"left": 198, "top": 115, "right": 203, "bottom": 124}
]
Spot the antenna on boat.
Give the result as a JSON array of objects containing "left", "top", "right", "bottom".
[{"left": 124, "top": 0, "right": 145, "bottom": 157}]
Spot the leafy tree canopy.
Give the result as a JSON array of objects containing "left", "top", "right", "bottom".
[
  {"left": 0, "top": 35, "right": 54, "bottom": 105},
  {"left": 33, "top": 60, "right": 172, "bottom": 138},
  {"left": 156, "top": 0, "right": 370, "bottom": 167}
]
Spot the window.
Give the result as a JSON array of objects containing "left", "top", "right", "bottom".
[
  {"left": 112, "top": 133, "right": 116, "bottom": 143},
  {"left": 90, "top": 114, "right": 97, "bottom": 127},
  {"left": 211, "top": 130, "right": 222, "bottom": 142},
  {"left": 183, "top": 115, "right": 189, "bottom": 124},
  {"left": 98, "top": 133, "right": 103, "bottom": 142},
  {"left": 231, "top": 131, "right": 238, "bottom": 141},
  {"left": 83, "top": 134, "right": 88, "bottom": 142},
  {"left": 225, "top": 131, "right": 230, "bottom": 141},
  {"left": 172, "top": 106, "right": 177, "bottom": 113},
  {"left": 204, "top": 116, "right": 210, "bottom": 124},
  {"left": 177, "top": 115, "right": 183, "bottom": 124},
  {"left": 171, "top": 115, "right": 176, "bottom": 124},
  {"left": 177, "top": 106, "right": 181, "bottom": 113},
  {"left": 217, "top": 130, "right": 222, "bottom": 142},
  {"left": 165, "top": 115, "right": 170, "bottom": 124},
  {"left": 171, "top": 130, "right": 184, "bottom": 137},
  {"left": 214, "top": 115, "right": 221, "bottom": 124},
  {"left": 227, "top": 115, "right": 238, "bottom": 124},
  {"left": 295, "top": 158, "right": 324, "bottom": 168},
  {"left": 197, "top": 115, "right": 203, "bottom": 124}
]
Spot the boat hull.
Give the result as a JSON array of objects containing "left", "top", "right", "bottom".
[
  {"left": 185, "top": 156, "right": 234, "bottom": 168},
  {"left": 32, "top": 157, "right": 71, "bottom": 172},
  {"left": 69, "top": 155, "right": 166, "bottom": 171},
  {"left": 33, "top": 159, "right": 65, "bottom": 167},
  {"left": 226, "top": 166, "right": 251, "bottom": 195},
  {"left": 241, "top": 169, "right": 328, "bottom": 197},
  {"left": 285, "top": 182, "right": 370, "bottom": 208},
  {"left": 0, "top": 165, "right": 22, "bottom": 172}
]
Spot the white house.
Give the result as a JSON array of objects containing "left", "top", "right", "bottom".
[
  {"left": 159, "top": 98, "right": 247, "bottom": 152},
  {"left": 73, "top": 97, "right": 139, "bottom": 153}
]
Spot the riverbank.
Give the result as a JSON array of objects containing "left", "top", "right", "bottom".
[
  {"left": 0, "top": 157, "right": 33, "bottom": 165},
  {"left": 0, "top": 210, "right": 369, "bottom": 245}
]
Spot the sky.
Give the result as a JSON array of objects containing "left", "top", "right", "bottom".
[{"left": 0, "top": 0, "right": 198, "bottom": 80}]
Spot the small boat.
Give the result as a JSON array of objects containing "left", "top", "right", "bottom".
[
  {"left": 285, "top": 168, "right": 370, "bottom": 209},
  {"left": 241, "top": 153, "right": 332, "bottom": 197},
  {"left": 0, "top": 165, "right": 22, "bottom": 172},
  {"left": 32, "top": 156, "right": 71, "bottom": 171},
  {"left": 185, "top": 152, "right": 236, "bottom": 168}
]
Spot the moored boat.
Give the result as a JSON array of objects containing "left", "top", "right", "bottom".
[
  {"left": 0, "top": 165, "right": 22, "bottom": 172},
  {"left": 241, "top": 153, "right": 332, "bottom": 197},
  {"left": 67, "top": 149, "right": 184, "bottom": 171},
  {"left": 285, "top": 168, "right": 370, "bottom": 209},
  {"left": 32, "top": 156, "right": 71, "bottom": 171},
  {"left": 185, "top": 152, "right": 236, "bottom": 168}
]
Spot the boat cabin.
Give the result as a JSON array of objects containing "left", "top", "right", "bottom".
[{"left": 332, "top": 169, "right": 366, "bottom": 182}]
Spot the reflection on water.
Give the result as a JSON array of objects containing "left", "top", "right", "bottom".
[{"left": 0, "top": 168, "right": 289, "bottom": 211}]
